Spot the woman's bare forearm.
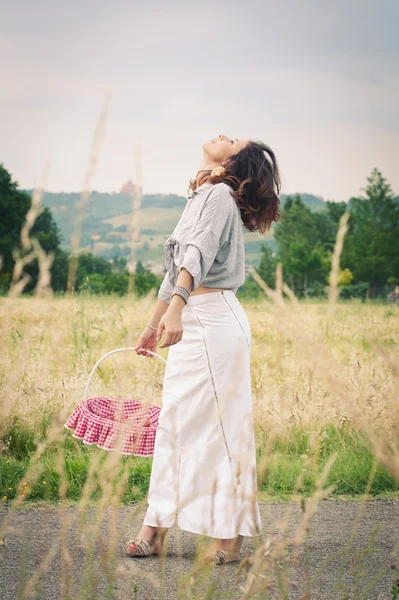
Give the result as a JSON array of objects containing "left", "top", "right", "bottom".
[
  {"left": 148, "top": 299, "right": 170, "bottom": 327},
  {"left": 167, "top": 268, "right": 194, "bottom": 314},
  {"left": 150, "top": 269, "right": 194, "bottom": 325}
]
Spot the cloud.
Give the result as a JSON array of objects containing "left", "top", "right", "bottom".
[{"left": 1, "top": 0, "right": 398, "bottom": 200}]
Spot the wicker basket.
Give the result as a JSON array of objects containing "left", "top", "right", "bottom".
[{"left": 64, "top": 347, "right": 166, "bottom": 456}]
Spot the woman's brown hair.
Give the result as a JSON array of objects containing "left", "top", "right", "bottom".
[{"left": 188, "top": 141, "right": 281, "bottom": 234}]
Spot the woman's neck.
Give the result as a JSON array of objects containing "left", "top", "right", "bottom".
[{"left": 196, "top": 156, "right": 220, "bottom": 186}]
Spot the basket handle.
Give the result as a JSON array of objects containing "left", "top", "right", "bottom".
[{"left": 84, "top": 346, "right": 167, "bottom": 403}]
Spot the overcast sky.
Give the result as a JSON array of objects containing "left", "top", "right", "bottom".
[{"left": 1, "top": 0, "right": 398, "bottom": 201}]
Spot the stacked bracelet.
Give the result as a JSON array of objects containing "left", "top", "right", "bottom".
[{"left": 172, "top": 285, "right": 190, "bottom": 304}]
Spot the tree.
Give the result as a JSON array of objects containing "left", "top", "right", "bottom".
[
  {"left": 113, "top": 257, "right": 127, "bottom": 273},
  {"left": 341, "top": 169, "right": 399, "bottom": 297},
  {"left": 76, "top": 253, "right": 112, "bottom": 290},
  {"left": 134, "top": 260, "right": 161, "bottom": 297},
  {"left": 325, "top": 200, "right": 348, "bottom": 227},
  {"left": 256, "top": 245, "right": 276, "bottom": 288},
  {"left": 273, "top": 195, "right": 334, "bottom": 296},
  {"left": 0, "top": 164, "right": 64, "bottom": 294},
  {"left": 0, "top": 165, "right": 32, "bottom": 291},
  {"left": 135, "top": 260, "right": 145, "bottom": 275}
]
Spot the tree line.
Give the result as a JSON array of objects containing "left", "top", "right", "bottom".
[
  {"left": 0, "top": 164, "right": 160, "bottom": 297},
  {"left": 1, "top": 164, "right": 398, "bottom": 300},
  {"left": 254, "top": 168, "right": 399, "bottom": 300}
]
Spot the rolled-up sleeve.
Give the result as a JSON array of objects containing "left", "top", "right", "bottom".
[
  {"left": 158, "top": 271, "right": 174, "bottom": 304},
  {"left": 179, "top": 185, "right": 234, "bottom": 291}
]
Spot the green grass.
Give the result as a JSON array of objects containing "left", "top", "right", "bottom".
[
  {"left": 257, "top": 424, "right": 397, "bottom": 498},
  {"left": 1, "top": 415, "right": 398, "bottom": 505}
]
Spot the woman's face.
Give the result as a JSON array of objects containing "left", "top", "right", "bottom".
[{"left": 202, "top": 134, "right": 250, "bottom": 164}]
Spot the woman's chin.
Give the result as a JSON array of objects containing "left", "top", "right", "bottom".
[{"left": 202, "top": 140, "right": 214, "bottom": 152}]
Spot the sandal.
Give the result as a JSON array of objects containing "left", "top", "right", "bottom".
[
  {"left": 126, "top": 528, "right": 167, "bottom": 557},
  {"left": 212, "top": 534, "right": 244, "bottom": 565}
]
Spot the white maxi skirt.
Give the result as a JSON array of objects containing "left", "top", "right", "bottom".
[{"left": 143, "top": 289, "right": 262, "bottom": 539}]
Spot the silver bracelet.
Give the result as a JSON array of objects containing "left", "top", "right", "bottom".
[
  {"left": 172, "top": 285, "right": 190, "bottom": 304},
  {"left": 146, "top": 323, "right": 158, "bottom": 331}
]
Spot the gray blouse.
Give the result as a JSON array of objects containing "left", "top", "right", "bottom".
[{"left": 158, "top": 181, "right": 246, "bottom": 304}]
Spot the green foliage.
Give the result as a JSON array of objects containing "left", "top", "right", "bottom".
[
  {"left": 257, "top": 171, "right": 399, "bottom": 300},
  {"left": 0, "top": 164, "right": 31, "bottom": 275},
  {"left": 1, "top": 416, "right": 398, "bottom": 503},
  {"left": 79, "top": 272, "right": 129, "bottom": 296},
  {"left": 341, "top": 169, "right": 399, "bottom": 297},
  {"left": 258, "top": 423, "right": 399, "bottom": 498},
  {"left": 1, "top": 414, "right": 37, "bottom": 461},
  {"left": 133, "top": 260, "right": 161, "bottom": 297},
  {"left": 236, "top": 274, "right": 263, "bottom": 299},
  {"left": 0, "top": 163, "right": 66, "bottom": 294},
  {"left": 256, "top": 244, "right": 277, "bottom": 288},
  {"left": 273, "top": 194, "right": 335, "bottom": 297},
  {"left": 113, "top": 257, "right": 127, "bottom": 273},
  {"left": 305, "top": 281, "right": 327, "bottom": 298},
  {"left": 338, "top": 268, "right": 353, "bottom": 286},
  {"left": 325, "top": 200, "right": 348, "bottom": 225},
  {"left": 339, "top": 282, "right": 369, "bottom": 300},
  {"left": 281, "top": 192, "right": 327, "bottom": 212},
  {"left": 74, "top": 256, "right": 162, "bottom": 296}
]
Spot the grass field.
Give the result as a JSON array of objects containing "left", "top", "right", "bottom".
[{"left": 1, "top": 292, "right": 398, "bottom": 505}]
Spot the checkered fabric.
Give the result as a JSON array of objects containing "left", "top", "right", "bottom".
[{"left": 64, "top": 397, "right": 161, "bottom": 456}]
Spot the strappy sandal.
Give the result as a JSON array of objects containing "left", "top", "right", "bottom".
[
  {"left": 125, "top": 530, "right": 165, "bottom": 558},
  {"left": 212, "top": 534, "right": 244, "bottom": 565}
]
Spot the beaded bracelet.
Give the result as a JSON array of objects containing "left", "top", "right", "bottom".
[{"left": 172, "top": 285, "right": 190, "bottom": 304}]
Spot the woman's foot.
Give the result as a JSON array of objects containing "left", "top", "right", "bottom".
[
  {"left": 204, "top": 534, "right": 244, "bottom": 565},
  {"left": 126, "top": 525, "right": 168, "bottom": 557}
]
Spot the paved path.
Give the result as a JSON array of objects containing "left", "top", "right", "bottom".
[{"left": 1, "top": 499, "right": 398, "bottom": 600}]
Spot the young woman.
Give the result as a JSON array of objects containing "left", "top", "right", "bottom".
[{"left": 126, "top": 134, "right": 281, "bottom": 564}]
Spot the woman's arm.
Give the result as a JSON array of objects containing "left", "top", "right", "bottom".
[
  {"left": 157, "top": 267, "right": 194, "bottom": 348},
  {"left": 135, "top": 269, "right": 193, "bottom": 357},
  {"left": 148, "top": 298, "right": 170, "bottom": 327},
  {"left": 152, "top": 266, "right": 193, "bottom": 326}
]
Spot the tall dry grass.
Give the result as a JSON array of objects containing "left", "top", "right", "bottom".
[{"left": 67, "top": 89, "right": 111, "bottom": 293}]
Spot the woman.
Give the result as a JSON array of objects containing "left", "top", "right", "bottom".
[{"left": 125, "top": 134, "right": 281, "bottom": 564}]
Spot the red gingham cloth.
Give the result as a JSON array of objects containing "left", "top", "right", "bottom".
[{"left": 64, "top": 397, "right": 161, "bottom": 456}]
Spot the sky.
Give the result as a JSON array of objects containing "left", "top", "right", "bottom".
[{"left": 1, "top": 0, "right": 398, "bottom": 202}]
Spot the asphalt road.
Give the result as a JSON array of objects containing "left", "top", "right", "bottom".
[{"left": 1, "top": 499, "right": 398, "bottom": 600}]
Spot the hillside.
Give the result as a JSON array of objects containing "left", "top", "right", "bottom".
[{"left": 21, "top": 189, "right": 328, "bottom": 267}]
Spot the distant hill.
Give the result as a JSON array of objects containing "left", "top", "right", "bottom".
[
  {"left": 287, "top": 193, "right": 327, "bottom": 211},
  {"left": 21, "top": 189, "right": 329, "bottom": 267}
]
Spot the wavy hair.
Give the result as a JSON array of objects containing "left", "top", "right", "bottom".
[{"left": 188, "top": 141, "right": 281, "bottom": 233}]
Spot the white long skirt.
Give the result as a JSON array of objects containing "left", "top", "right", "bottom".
[{"left": 143, "top": 289, "right": 262, "bottom": 539}]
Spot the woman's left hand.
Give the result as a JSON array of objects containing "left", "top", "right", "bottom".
[{"left": 157, "top": 307, "right": 183, "bottom": 348}]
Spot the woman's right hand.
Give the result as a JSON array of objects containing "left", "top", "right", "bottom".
[{"left": 135, "top": 325, "right": 158, "bottom": 358}]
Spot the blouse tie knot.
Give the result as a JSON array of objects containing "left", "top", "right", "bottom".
[{"left": 165, "top": 237, "right": 179, "bottom": 284}]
